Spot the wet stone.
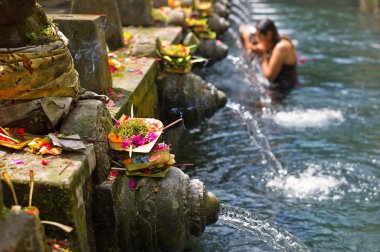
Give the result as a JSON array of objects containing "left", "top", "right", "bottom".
[
  {"left": 157, "top": 72, "right": 227, "bottom": 127},
  {"left": 208, "top": 13, "right": 230, "bottom": 34},
  {"left": 0, "top": 145, "right": 96, "bottom": 252},
  {"left": 48, "top": 14, "right": 112, "bottom": 94},
  {"left": 197, "top": 39, "right": 229, "bottom": 63}
]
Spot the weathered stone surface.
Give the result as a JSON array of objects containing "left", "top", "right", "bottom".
[
  {"left": 92, "top": 181, "right": 119, "bottom": 252},
  {"left": 123, "top": 26, "right": 183, "bottom": 44},
  {"left": 131, "top": 37, "right": 158, "bottom": 58},
  {"left": 112, "top": 167, "right": 220, "bottom": 252},
  {"left": 197, "top": 39, "right": 229, "bottom": 63},
  {"left": 167, "top": 9, "right": 186, "bottom": 27},
  {"left": 109, "top": 56, "right": 159, "bottom": 119},
  {"left": 0, "top": 0, "right": 36, "bottom": 25},
  {"left": 157, "top": 72, "right": 227, "bottom": 127},
  {"left": 208, "top": 13, "right": 230, "bottom": 34},
  {"left": 71, "top": 0, "right": 125, "bottom": 51},
  {"left": 0, "top": 4, "right": 59, "bottom": 48},
  {"left": 0, "top": 97, "right": 73, "bottom": 135},
  {"left": 117, "top": 0, "right": 153, "bottom": 26},
  {"left": 0, "top": 145, "right": 96, "bottom": 252},
  {"left": 49, "top": 14, "right": 112, "bottom": 94},
  {"left": 0, "top": 211, "right": 48, "bottom": 252},
  {"left": 60, "top": 99, "right": 112, "bottom": 183},
  {"left": 107, "top": 26, "right": 182, "bottom": 119},
  {"left": 38, "top": 0, "right": 71, "bottom": 14},
  {"left": 213, "top": 1, "right": 230, "bottom": 17}
]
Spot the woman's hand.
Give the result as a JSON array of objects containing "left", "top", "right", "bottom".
[
  {"left": 258, "top": 41, "right": 268, "bottom": 55},
  {"left": 251, "top": 42, "right": 266, "bottom": 55}
]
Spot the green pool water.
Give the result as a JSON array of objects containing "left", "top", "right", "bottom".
[{"left": 177, "top": 0, "right": 380, "bottom": 251}]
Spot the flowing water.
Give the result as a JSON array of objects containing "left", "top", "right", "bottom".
[{"left": 178, "top": 0, "right": 380, "bottom": 251}]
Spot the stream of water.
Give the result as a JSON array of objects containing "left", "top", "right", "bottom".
[{"left": 179, "top": 0, "right": 380, "bottom": 251}]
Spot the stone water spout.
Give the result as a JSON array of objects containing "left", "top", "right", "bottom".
[{"left": 111, "top": 167, "right": 220, "bottom": 252}]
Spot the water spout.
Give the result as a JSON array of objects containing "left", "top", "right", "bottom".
[{"left": 219, "top": 204, "right": 310, "bottom": 252}]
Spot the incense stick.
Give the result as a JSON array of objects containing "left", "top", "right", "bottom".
[
  {"left": 0, "top": 132, "right": 20, "bottom": 143},
  {"left": 0, "top": 126, "right": 10, "bottom": 136},
  {"left": 2, "top": 172, "right": 18, "bottom": 205},
  {"left": 28, "top": 170, "right": 34, "bottom": 208},
  {"left": 41, "top": 221, "right": 73, "bottom": 233},
  {"left": 163, "top": 118, "right": 183, "bottom": 131},
  {"left": 111, "top": 167, "right": 127, "bottom": 171},
  {"left": 59, "top": 161, "right": 73, "bottom": 176}
]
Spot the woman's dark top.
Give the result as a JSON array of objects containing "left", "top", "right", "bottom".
[{"left": 271, "top": 63, "right": 299, "bottom": 90}]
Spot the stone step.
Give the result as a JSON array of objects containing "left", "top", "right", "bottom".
[
  {"left": 0, "top": 145, "right": 96, "bottom": 252},
  {"left": 107, "top": 26, "right": 182, "bottom": 119}
]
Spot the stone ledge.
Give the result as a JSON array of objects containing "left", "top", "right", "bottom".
[
  {"left": 123, "top": 26, "right": 183, "bottom": 44},
  {"left": 0, "top": 145, "right": 96, "bottom": 252},
  {"left": 108, "top": 26, "right": 183, "bottom": 119},
  {"left": 108, "top": 56, "right": 158, "bottom": 118}
]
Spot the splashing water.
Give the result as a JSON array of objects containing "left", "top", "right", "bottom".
[
  {"left": 267, "top": 164, "right": 345, "bottom": 201},
  {"left": 267, "top": 162, "right": 380, "bottom": 202},
  {"left": 226, "top": 101, "right": 286, "bottom": 175},
  {"left": 264, "top": 109, "right": 344, "bottom": 129},
  {"left": 219, "top": 204, "right": 310, "bottom": 252}
]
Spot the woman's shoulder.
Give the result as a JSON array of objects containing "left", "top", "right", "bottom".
[{"left": 276, "top": 38, "right": 293, "bottom": 50}]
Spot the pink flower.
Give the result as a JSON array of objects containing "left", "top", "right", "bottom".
[
  {"left": 153, "top": 143, "right": 168, "bottom": 151},
  {"left": 148, "top": 131, "right": 157, "bottom": 142},
  {"left": 107, "top": 88, "right": 115, "bottom": 95},
  {"left": 122, "top": 139, "right": 132, "bottom": 149},
  {"left": 114, "top": 122, "right": 121, "bottom": 127},
  {"left": 129, "top": 180, "right": 136, "bottom": 188},
  {"left": 11, "top": 160, "right": 25, "bottom": 165},
  {"left": 131, "top": 135, "right": 146, "bottom": 146}
]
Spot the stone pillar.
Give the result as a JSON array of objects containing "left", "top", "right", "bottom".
[
  {"left": 49, "top": 14, "right": 112, "bottom": 94},
  {"left": 60, "top": 99, "right": 112, "bottom": 183},
  {"left": 71, "top": 0, "right": 125, "bottom": 50},
  {"left": 0, "top": 211, "right": 48, "bottom": 252},
  {"left": 117, "top": 0, "right": 154, "bottom": 26}
]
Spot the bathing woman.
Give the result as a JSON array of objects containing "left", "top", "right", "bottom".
[{"left": 241, "top": 19, "right": 299, "bottom": 99}]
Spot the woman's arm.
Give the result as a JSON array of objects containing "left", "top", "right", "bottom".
[{"left": 261, "top": 43, "right": 287, "bottom": 81}]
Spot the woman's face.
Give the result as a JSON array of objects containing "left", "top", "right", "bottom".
[{"left": 255, "top": 29, "right": 271, "bottom": 45}]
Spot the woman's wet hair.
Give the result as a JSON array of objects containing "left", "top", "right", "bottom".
[{"left": 256, "top": 19, "right": 280, "bottom": 45}]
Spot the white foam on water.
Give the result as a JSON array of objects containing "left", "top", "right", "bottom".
[
  {"left": 267, "top": 164, "right": 347, "bottom": 201},
  {"left": 265, "top": 108, "right": 344, "bottom": 128},
  {"left": 267, "top": 162, "right": 380, "bottom": 201}
]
